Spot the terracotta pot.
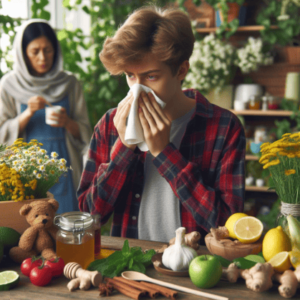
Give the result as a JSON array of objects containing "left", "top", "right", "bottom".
[
  {"left": 0, "top": 192, "right": 54, "bottom": 234},
  {"left": 285, "top": 47, "right": 300, "bottom": 64},
  {"left": 219, "top": 3, "right": 240, "bottom": 23}
]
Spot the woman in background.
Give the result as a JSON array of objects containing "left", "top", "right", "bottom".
[{"left": 0, "top": 19, "right": 92, "bottom": 214}]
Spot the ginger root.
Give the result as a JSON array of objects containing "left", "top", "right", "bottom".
[
  {"left": 210, "top": 226, "right": 229, "bottom": 241},
  {"left": 222, "top": 262, "right": 274, "bottom": 293},
  {"left": 273, "top": 270, "right": 298, "bottom": 298},
  {"left": 222, "top": 263, "right": 240, "bottom": 283},
  {"left": 241, "top": 263, "right": 274, "bottom": 292},
  {"left": 169, "top": 231, "right": 201, "bottom": 250}
]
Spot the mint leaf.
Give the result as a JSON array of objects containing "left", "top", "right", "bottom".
[{"left": 122, "top": 239, "right": 130, "bottom": 255}]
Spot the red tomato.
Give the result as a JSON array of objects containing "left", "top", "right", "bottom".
[
  {"left": 44, "top": 257, "right": 65, "bottom": 277},
  {"left": 20, "top": 257, "right": 43, "bottom": 277},
  {"left": 30, "top": 265, "right": 52, "bottom": 286}
]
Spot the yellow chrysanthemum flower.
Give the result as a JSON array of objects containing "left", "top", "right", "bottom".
[{"left": 285, "top": 169, "right": 296, "bottom": 176}]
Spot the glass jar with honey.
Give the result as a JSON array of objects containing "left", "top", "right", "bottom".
[
  {"left": 248, "top": 95, "right": 261, "bottom": 110},
  {"left": 54, "top": 212, "right": 94, "bottom": 269}
]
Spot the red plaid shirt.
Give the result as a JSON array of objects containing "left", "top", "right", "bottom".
[{"left": 77, "top": 89, "right": 245, "bottom": 239}]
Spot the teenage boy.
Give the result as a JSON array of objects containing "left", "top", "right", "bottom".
[{"left": 77, "top": 6, "right": 245, "bottom": 243}]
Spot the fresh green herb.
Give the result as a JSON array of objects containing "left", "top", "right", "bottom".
[
  {"left": 214, "top": 255, "right": 231, "bottom": 268},
  {"left": 87, "top": 240, "right": 156, "bottom": 278},
  {"left": 232, "top": 257, "right": 257, "bottom": 269}
]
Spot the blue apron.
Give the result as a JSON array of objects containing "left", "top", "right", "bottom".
[{"left": 21, "top": 96, "right": 78, "bottom": 214}]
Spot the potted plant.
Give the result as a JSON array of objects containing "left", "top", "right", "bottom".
[
  {"left": 256, "top": 0, "right": 300, "bottom": 63},
  {"left": 0, "top": 138, "right": 70, "bottom": 233},
  {"left": 203, "top": 0, "right": 245, "bottom": 37},
  {"left": 184, "top": 33, "right": 236, "bottom": 108}
]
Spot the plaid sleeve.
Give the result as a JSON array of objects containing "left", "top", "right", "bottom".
[
  {"left": 153, "top": 114, "right": 245, "bottom": 232},
  {"left": 77, "top": 111, "right": 139, "bottom": 223}
]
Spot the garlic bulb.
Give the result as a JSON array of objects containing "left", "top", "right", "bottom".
[{"left": 162, "top": 227, "right": 197, "bottom": 271}]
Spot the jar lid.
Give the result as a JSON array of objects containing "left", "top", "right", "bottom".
[{"left": 55, "top": 212, "right": 93, "bottom": 232}]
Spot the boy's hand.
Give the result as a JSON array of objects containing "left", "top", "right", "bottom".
[
  {"left": 113, "top": 93, "right": 136, "bottom": 151},
  {"left": 138, "top": 91, "right": 171, "bottom": 157}
]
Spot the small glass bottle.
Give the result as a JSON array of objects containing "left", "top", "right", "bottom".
[
  {"left": 55, "top": 212, "right": 94, "bottom": 269},
  {"left": 92, "top": 214, "right": 101, "bottom": 260}
]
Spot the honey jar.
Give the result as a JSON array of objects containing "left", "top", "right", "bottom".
[
  {"left": 248, "top": 95, "right": 261, "bottom": 110},
  {"left": 54, "top": 212, "right": 95, "bottom": 269}
]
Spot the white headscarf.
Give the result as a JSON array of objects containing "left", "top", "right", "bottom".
[{"left": 1, "top": 19, "right": 73, "bottom": 104}]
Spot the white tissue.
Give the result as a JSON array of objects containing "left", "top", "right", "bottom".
[{"left": 119, "top": 83, "right": 166, "bottom": 152}]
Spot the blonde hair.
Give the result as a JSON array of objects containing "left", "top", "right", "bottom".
[{"left": 99, "top": 6, "right": 195, "bottom": 75}]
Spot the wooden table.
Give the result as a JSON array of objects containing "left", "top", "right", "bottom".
[{"left": 0, "top": 236, "right": 293, "bottom": 300}]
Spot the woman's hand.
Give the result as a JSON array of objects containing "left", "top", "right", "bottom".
[
  {"left": 138, "top": 91, "right": 171, "bottom": 157},
  {"left": 49, "top": 107, "right": 69, "bottom": 128},
  {"left": 26, "top": 96, "right": 47, "bottom": 116},
  {"left": 113, "top": 92, "right": 136, "bottom": 151}
]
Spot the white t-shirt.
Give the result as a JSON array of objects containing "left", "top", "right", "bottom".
[{"left": 138, "top": 107, "right": 195, "bottom": 242}]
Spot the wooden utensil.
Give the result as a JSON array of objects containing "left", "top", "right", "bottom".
[
  {"left": 122, "top": 271, "right": 228, "bottom": 300},
  {"left": 44, "top": 99, "right": 53, "bottom": 107}
]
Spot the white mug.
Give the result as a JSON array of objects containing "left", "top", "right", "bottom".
[{"left": 45, "top": 106, "right": 62, "bottom": 125}]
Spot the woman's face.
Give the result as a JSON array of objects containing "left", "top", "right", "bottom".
[{"left": 25, "top": 36, "right": 55, "bottom": 76}]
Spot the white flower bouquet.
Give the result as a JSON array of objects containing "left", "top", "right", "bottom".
[
  {"left": 235, "top": 37, "right": 273, "bottom": 74},
  {"left": 184, "top": 33, "right": 235, "bottom": 94}
]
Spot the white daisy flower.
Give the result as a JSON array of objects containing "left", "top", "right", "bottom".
[
  {"left": 51, "top": 152, "right": 59, "bottom": 158},
  {"left": 39, "top": 165, "right": 45, "bottom": 172},
  {"left": 36, "top": 173, "right": 42, "bottom": 179}
]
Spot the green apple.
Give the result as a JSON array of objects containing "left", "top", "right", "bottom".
[{"left": 189, "top": 255, "right": 222, "bottom": 289}]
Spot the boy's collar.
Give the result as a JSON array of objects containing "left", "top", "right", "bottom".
[{"left": 183, "top": 89, "right": 213, "bottom": 118}]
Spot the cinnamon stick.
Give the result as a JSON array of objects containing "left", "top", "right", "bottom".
[
  {"left": 105, "top": 278, "right": 147, "bottom": 300},
  {"left": 139, "top": 281, "right": 178, "bottom": 299},
  {"left": 113, "top": 276, "right": 159, "bottom": 298}
]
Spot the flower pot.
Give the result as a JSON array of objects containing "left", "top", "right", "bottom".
[
  {"left": 216, "top": 3, "right": 247, "bottom": 26},
  {"left": 0, "top": 192, "right": 54, "bottom": 234},
  {"left": 204, "top": 85, "right": 233, "bottom": 110},
  {"left": 285, "top": 47, "right": 300, "bottom": 64}
]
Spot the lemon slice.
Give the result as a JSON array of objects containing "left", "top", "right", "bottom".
[
  {"left": 0, "top": 271, "right": 20, "bottom": 291},
  {"left": 268, "top": 251, "right": 291, "bottom": 273},
  {"left": 289, "top": 251, "right": 300, "bottom": 269},
  {"left": 234, "top": 216, "right": 263, "bottom": 244},
  {"left": 225, "top": 213, "right": 248, "bottom": 239}
]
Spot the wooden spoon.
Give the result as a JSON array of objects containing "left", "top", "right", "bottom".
[{"left": 122, "top": 271, "right": 228, "bottom": 300}]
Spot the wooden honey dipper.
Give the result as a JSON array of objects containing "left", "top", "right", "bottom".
[{"left": 63, "top": 262, "right": 102, "bottom": 291}]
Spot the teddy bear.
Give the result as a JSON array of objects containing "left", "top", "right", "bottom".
[{"left": 9, "top": 199, "right": 59, "bottom": 264}]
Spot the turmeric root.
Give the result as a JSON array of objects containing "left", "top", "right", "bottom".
[
  {"left": 210, "top": 226, "right": 229, "bottom": 241},
  {"left": 273, "top": 270, "right": 298, "bottom": 298},
  {"left": 169, "top": 231, "right": 201, "bottom": 250}
]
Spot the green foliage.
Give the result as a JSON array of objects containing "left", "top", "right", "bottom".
[
  {"left": 256, "top": 0, "right": 300, "bottom": 46},
  {"left": 31, "top": 0, "right": 51, "bottom": 20},
  {"left": 87, "top": 239, "right": 156, "bottom": 277}
]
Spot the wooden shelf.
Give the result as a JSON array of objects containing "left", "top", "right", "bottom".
[
  {"left": 230, "top": 110, "right": 293, "bottom": 116},
  {"left": 196, "top": 25, "right": 279, "bottom": 33},
  {"left": 246, "top": 186, "right": 275, "bottom": 193},
  {"left": 246, "top": 155, "right": 259, "bottom": 161}
]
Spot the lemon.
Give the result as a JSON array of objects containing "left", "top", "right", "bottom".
[
  {"left": 289, "top": 250, "right": 300, "bottom": 269},
  {"left": 234, "top": 216, "right": 263, "bottom": 244},
  {"left": 262, "top": 226, "right": 292, "bottom": 262},
  {"left": 225, "top": 213, "right": 248, "bottom": 239},
  {"left": 268, "top": 251, "right": 291, "bottom": 273}
]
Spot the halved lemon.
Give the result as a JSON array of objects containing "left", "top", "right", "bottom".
[
  {"left": 268, "top": 251, "right": 291, "bottom": 273},
  {"left": 234, "top": 216, "right": 263, "bottom": 244}
]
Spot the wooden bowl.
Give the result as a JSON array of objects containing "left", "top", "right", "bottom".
[
  {"left": 205, "top": 233, "right": 262, "bottom": 261},
  {"left": 151, "top": 253, "right": 189, "bottom": 277}
]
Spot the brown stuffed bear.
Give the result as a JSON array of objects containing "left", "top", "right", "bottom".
[{"left": 9, "top": 199, "right": 59, "bottom": 263}]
